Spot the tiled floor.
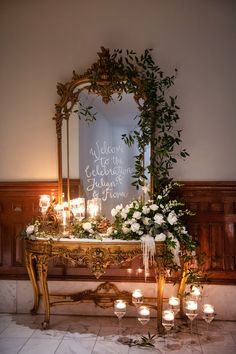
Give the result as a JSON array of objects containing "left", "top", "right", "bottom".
[{"left": 0, "top": 314, "right": 236, "bottom": 354}]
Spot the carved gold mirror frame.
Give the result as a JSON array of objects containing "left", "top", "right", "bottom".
[{"left": 53, "top": 47, "right": 156, "bottom": 204}]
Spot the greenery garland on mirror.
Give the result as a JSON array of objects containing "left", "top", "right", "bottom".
[{"left": 85, "top": 48, "right": 189, "bottom": 194}]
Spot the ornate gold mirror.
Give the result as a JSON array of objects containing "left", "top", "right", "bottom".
[{"left": 53, "top": 47, "right": 187, "bottom": 213}]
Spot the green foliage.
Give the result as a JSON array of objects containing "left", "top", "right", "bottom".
[
  {"left": 127, "top": 332, "right": 157, "bottom": 348},
  {"left": 90, "top": 48, "right": 189, "bottom": 193}
]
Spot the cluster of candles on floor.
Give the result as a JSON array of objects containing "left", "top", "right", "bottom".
[
  {"left": 114, "top": 285, "right": 215, "bottom": 338},
  {"left": 39, "top": 194, "right": 102, "bottom": 224}
]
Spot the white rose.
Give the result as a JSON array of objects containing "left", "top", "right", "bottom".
[
  {"left": 122, "top": 226, "right": 130, "bottom": 234},
  {"left": 26, "top": 225, "right": 34, "bottom": 235},
  {"left": 138, "top": 230, "right": 144, "bottom": 235},
  {"left": 133, "top": 211, "right": 141, "bottom": 219},
  {"left": 116, "top": 204, "right": 123, "bottom": 211},
  {"left": 142, "top": 206, "right": 150, "bottom": 215},
  {"left": 167, "top": 211, "right": 178, "bottom": 225},
  {"left": 131, "top": 222, "right": 140, "bottom": 232},
  {"left": 111, "top": 208, "right": 118, "bottom": 217},
  {"left": 155, "top": 233, "right": 166, "bottom": 242},
  {"left": 82, "top": 222, "right": 92, "bottom": 231},
  {"left": 154, "top": 213, "right": 165, "bottom": 225},
  {"left": 120, "top": 209, "right": 128, "bottom": 219},
  {"left": 89, "top": 229, "right": 94, "bottom": 234},
  {"left": 143, "top": 217, "right": 150, "bottom": 226},
  {"left": 150, "top": 204, "right": 158, "bottom": 211}
]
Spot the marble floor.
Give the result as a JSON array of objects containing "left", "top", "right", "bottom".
[{"left": 0, "top": 313, "right": 236, "bottom": 354}]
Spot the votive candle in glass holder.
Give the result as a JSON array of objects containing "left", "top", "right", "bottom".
[
  {"left": 87, "top": 198, "right": 101, "bottom": 218},
  {"left": 39, "top": 195, "right": 51, "bottom": 215},
  {"left": 132, "top": 289, "right": 143, "bottom": 307},
  {"left": 202, "top": 304, "right": 215, "bottom": 340},
  {"left": 162, "top": 310, "right": 175, "bottom": 331},
  {"left": 114, "top": 300, "right": 126, "bottom": 320},
  {"left": 168, "top": 296, "right": 180, "bottom": 315},
  {"left": 185, "top": 300, "right": 198, "bottom": 321},
  {"left": 70, "top": 198, "right": 85, "bottom": 221},
  {"left": 138, "top": 306, "right": 150, "bottom": 325},
  {"left": 202, "top": 304, "right": 215, "bottom": 322}
]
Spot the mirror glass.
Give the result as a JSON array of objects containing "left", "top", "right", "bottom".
[
  {"left": 62, "top": 89, "right": 149, "bottom": 220},
  {"left": 78, "top": 91, "right": 142, "bottom": 219}
]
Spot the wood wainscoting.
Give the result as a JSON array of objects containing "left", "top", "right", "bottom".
[{"left": 0, "top": 181, "right": 236, "bottom": 284}]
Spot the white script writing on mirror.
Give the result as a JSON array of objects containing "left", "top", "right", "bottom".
[{"left": 85, "top": 141, "right": 134, "bottom": 201}]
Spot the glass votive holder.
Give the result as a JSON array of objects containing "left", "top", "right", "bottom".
[
  {"left": 162, "top": 309, "right": 175, "bottom": 331},
  {"left": 168, "top": 296, "right": 180, "bottom": 315},
  {"left": 70, "top": 198, "right": 85, "bottom": 221},
  {"left": 185, "top": 299, "right": 198, "bottom": 321},
  {"left": 114, "top": 300, "right": 126, "bottom": 320},
  {"left": 132, "top": 289, "right": 143, "bottom": 307},
  {"left": 202, "top": 304, "right": 215, "bottom": 323},
  {"left": 87, "top": 198, "right": 101, "bottom": 218},
  {"left": 138, "top": 306, "right": 150, "bottom": 325}
]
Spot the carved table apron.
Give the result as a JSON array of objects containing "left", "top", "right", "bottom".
[{"left": 25, "top": 239, "right": 167, "bottom": 331}]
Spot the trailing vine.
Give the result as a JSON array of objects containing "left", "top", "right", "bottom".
[{"left": 85, "top": 48, "right": 189, "bottom": 195}]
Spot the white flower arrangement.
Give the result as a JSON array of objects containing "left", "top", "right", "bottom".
[{"left": 110, "top": 182, "right": 194, "bottom": 270}]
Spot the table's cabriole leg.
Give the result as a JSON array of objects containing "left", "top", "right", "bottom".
[
  {"left": 37, "top": 255, "right": 50, "bottom": 329},
  {"left": 25, "top": 250, "right": 40, "bottom": 315}
]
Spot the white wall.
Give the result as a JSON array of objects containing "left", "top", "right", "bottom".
[{"left": 0, "top": 0, "right": 236, "bottom": 181}]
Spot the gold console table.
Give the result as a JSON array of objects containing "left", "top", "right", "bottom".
[{"left": 25, "top": 238, "right": 182, "bottom": 331}]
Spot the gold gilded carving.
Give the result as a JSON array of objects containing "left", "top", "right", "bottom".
[{"left": 70, "top": 282, "right": 132, "bottom": 309}]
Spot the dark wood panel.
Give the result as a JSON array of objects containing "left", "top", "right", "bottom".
[
  {"left": 0, "top": 181, "right": 236, "bottom": 284},
  {"left": 176, "top": 182, "right": 236, "bottom": 283}
]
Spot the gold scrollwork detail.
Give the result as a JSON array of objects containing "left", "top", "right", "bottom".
[{"left": 71, "top": 282, "right": 132, "bottom": 309}]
